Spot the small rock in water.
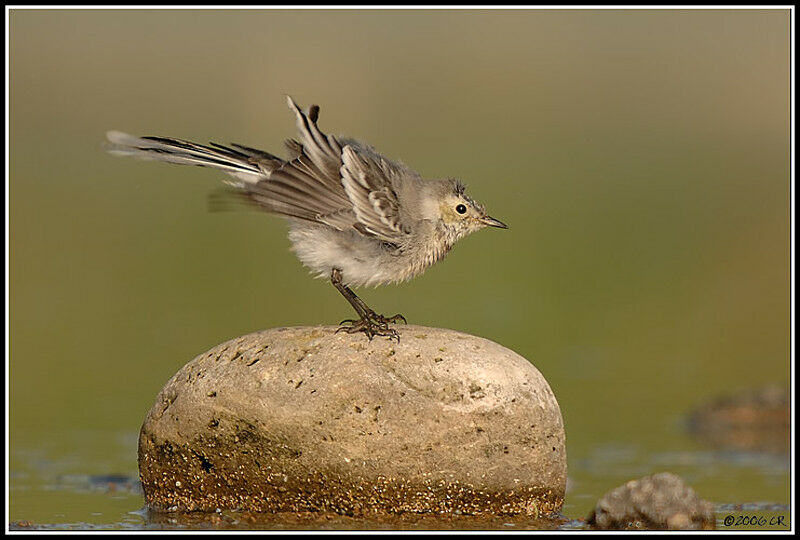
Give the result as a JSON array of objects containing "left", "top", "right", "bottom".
[
  {"left": 688, "top": 384, "right": 789, "bottom": 454},
  {"left": 586, "top": 472, "right": 715, "bottom": 530},
  {"left": 138, "top": 326, "right": 567, "bottom": 516}
]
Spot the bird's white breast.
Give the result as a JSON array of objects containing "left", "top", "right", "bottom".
[{"left": 287, "top": 220, "right": 452, "bottom": 288}]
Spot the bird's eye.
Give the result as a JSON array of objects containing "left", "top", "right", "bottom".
[{"left": 456, "top": 204, "right": 467, "bottom": 214}]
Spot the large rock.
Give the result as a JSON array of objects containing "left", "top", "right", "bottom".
[{"left": 138, "top": 325, "right": 566, "bottom": 516}]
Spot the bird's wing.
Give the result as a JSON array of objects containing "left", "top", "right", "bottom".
[
  {"left": 244, "top": 97, "right": 411, "bottom": 241},
  {"left": 242, "top": 97, "right": 356, "bottom": 225},
  {"left": 340, "top": 145, "right": 411, "bottom": 243}
]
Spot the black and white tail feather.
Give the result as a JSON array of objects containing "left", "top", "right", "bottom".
[{"left": 105, "top": 132, "right": 273, "bottom": 184}]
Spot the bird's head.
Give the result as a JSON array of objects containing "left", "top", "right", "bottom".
[{"left": 436, "top": 179, "right": 507, "bottom": 241}]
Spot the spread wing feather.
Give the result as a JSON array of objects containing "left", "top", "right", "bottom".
[{"left": 244, "top": 97, "right": 353, "bottom": 223}]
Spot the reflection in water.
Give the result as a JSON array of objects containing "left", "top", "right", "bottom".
[{"left": 142, "top": 509, "right": 566, "bottom": 531}]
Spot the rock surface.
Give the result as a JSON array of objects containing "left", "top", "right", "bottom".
[
  {"left": 587, "top": 472, "right": 715, "bottom": 530},
  {"left": 138, "top": 325, "right": 566, "bottom": 516}
]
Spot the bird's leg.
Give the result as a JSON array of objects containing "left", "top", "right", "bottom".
[
  {"left": 333, "top": 271, "right": 407, "bottom": 326},
  {"left": 330, "top": 268, "right": 406, "bottom": 341},
  {"left": 344, "top": 290, "right": 407, "bottom": 327}
]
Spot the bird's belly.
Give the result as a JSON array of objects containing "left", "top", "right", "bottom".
[{"left": 287, "top": 224, "right": 412, "bottom": 288}]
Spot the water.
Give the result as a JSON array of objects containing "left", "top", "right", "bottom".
[
  {"left": 8, "top": 8, "right": 791, "bottom": 531},
  {"left": 8, "top": 415, "right": 790, "bottom": 529}
]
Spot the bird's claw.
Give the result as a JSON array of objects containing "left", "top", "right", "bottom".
[
  {"left": 364, "top": 311, "right": 407, "bottom": 326},
  {"left": 336, "top": 312, "right": 406, "bottom": 342}
]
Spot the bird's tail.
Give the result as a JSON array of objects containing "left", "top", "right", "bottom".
[{"left": 104, "top": 131, "right": 283, "bottom": 185}]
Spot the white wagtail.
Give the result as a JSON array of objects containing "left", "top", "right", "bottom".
[{"left": 105, "top": 96, "right": 507, "bottom": 340}]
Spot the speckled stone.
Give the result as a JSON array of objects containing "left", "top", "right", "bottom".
[
  {"left": 138, "top": 325, "right": 566, "bottom": 516},
  {"left": 587, "top": 472, "right": 715, "bottom": 530}
]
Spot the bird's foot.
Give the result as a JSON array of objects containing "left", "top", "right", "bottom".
[
  {"left": 336, "top": 311, "right": 407, "bottom": 342},
  {"left": 373, "top": 312, "right": 407, "bottom": 326}
]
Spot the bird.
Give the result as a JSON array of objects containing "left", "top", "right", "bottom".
[{"left": 105, "top": 96, "right": 508, "bottom": 341}]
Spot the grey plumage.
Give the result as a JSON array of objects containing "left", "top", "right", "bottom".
[{"left": 105, "top": 96, "right": 506, "bottom": 338}]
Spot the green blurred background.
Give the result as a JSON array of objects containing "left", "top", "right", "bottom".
[{"left": 9, "top": 8, "right": 790, "bottom": 526}]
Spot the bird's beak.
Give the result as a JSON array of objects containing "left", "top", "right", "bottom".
[{"left": 480, "top": 215, "right": 508, "bottom": 229}]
